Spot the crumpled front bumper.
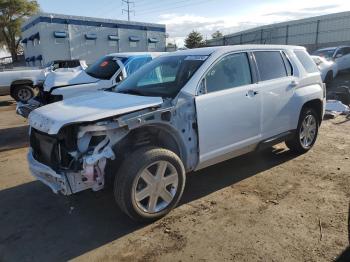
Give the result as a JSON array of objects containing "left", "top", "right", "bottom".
[
  {"left": 16, "top": 100, "right": 41, "bottom": 118},
  {"left": 27, "top": 149, "right": 72, "bottom": 195}
]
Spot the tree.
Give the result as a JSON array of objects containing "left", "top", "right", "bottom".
[
  {"left": 211, "top": 30, "right": 223, "bottom": 39},
  {"left": 184, "top": 30, "right": 205, "bottom": 49},
  {"left": 0, "top": 0, "right": 39, "bottom": 62}
]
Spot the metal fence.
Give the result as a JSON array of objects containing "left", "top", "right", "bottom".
[{"left": 206, "top": 12, "right": 350, "bottom": 52}]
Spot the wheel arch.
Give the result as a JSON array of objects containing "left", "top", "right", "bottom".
[
  {"left": 301, "top": 99, "right": 323, "bottom": 125},
  {"left": 107, "top": 123, "right": 188, "bottom": 178},
  {"left": 10, "top": 79, "right": 34, "bottom": 96}
]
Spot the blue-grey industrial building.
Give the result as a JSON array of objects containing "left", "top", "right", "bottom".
[
  {"left": 21, "top": 13, "right": 166, "bottom": 65},
  {"left": 206, "top": 11, "right": 350, "bottom": 53}
]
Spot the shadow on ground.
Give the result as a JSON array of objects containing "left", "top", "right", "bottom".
[
  {"left": 0, "top": 125, "right": 29, "bottom": 152},
  {"left": 0, "top": 147, "right": 297, "bottom": 261},
  {"left": 0, "top": 100, "right": 14, "bottom": 107}
]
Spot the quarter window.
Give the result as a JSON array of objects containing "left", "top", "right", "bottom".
[
  {"left": 205, "top": 52, "right": 252, "bottom": 93},
  {"left": 254, "top": 51, "right": 288, "bottom": 81},
  {"left": 294, "top": 50, "right": 318, "bottom": 73}
]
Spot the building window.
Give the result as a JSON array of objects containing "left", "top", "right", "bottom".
[
  {"left": 86, "top": 40, "right": 96, "bottom": 45},
  {"left": 55, "top": 38, "right": 65, "bottom": 44},
  {"left": 109, "top": 41, "right": 117, "bottom": 47},
  {"left": 130, "top": 41, "right": 138, "bottom": 48},
  {"left": 149, "top": 42, "right": 156, "bottom": 49},
  {"left": 148, "top": 38, "right": 159, "bottom": 49}
]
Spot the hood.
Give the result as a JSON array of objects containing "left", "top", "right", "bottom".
[
  {"left": 29, "top": 91, "right": 163, "bottom": 134},
  {"left": 43, "top": 70, "right": 98, "bottom": 91}
]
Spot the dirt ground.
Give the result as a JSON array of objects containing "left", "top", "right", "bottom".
[{"left": 0, "top": 94, "right": 349, "bottom": 262}]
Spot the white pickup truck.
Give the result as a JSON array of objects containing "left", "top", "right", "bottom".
[{"left": 0, "top": 60, "right": 87, "bottom": 102}]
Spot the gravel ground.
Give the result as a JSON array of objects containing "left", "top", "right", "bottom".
[{"left": 0, "top": 94, "right": 349, "bottom": 262}]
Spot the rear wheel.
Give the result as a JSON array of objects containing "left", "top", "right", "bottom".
[
  {"left": 286, "top": 108, "right": 319, "bottom": 154},
  {"left": 114, "top": 146, "right": 186, "bottom": 222},
  {"left": 12, "top": 85, "right": 34, "bottom": 102}
]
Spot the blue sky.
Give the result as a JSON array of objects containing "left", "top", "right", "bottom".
[{"left": 37, "top": 0, "right": 350, "bottom": 46}]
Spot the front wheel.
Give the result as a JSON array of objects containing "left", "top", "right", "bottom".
[
  {"left": 12, "top": 85, "right": 34, "bottom": 102},
  {"left": 114, "top": 147, "right": 186, "bottom": 222},
  {"left": 286, "top": 108, "right": 319, "bottom": 154}
]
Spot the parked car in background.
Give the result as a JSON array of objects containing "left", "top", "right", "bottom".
[
  {"left": 0, "top": 59, "right": 87, "bottom": 102},
  {"left": 312, "top": 46, "right": 350, "bottom": 72},
  {"left": 17, "top": 52, "right": 165, "bottom": 118},
  {"left": 27, "top": 45, "right": 325, "bottom": 222},
  {"left": 311, "top": 55, "right": 338, "bottom": 83}
]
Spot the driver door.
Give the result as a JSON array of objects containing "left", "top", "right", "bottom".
[{"left": 195, "top": 52, "right": 261, "bottom": 169}]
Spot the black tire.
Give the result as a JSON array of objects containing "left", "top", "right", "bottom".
[
  {"left": 114, "top": 146, "right": 186, "bottom": 223},
  {"left": 325, "top": 71, "right": 333, "bottom": 85},
  {"left": 286, "top": 107, "right": 319, "bottom": 154},
  {"left": 12, "top": 85, "right": 34, "bottom": 102}
]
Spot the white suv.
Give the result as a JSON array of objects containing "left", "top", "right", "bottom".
[{"left": 27, "top": 45, "right": 325, "bottom": 222}]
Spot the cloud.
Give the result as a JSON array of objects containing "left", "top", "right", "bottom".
[
  {"left": 159, "top": 14, "right": 263, "bottom": 46},
  {"left": 160, "top": 1, "right": 350, "bottom": 47},
  {"left": 301, "top": 4, "right": 340, "bottom": 12}
]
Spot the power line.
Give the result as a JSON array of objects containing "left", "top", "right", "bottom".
[
  {"left": 122, "top": 0, "right": 135, "bottom": 21},
  {"left": 137, "top": 0, "right": 190, "bottom": 12},
  {"left": 137, "top": 0, "right": 213, "bottom": 16}
]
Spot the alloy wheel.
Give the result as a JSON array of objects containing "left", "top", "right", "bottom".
[
  {"left": 299, "top": 114, "right": 317, "bottom": 148},
  {"left": 132, "top": 160, "right": 179, "bottom": 214}
]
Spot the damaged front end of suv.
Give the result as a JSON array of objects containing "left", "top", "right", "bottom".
[{"left": 28, "top": 93, "right": 198, "bottom": 196}]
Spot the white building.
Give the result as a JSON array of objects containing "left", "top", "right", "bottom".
[{"left": 21, "top": 13, "right": 166, "bottom": 65}]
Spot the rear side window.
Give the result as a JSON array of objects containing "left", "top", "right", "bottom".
[
  {"left": 254, "top": 51, "right": 287, "bottom": 81},
  {"left": 294, "top": 50, "right": 318, "bottom": 73}
]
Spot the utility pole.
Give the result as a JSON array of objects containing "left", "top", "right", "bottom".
[{"left": 122, "top": 0, "right": 134, "bottom": 21}]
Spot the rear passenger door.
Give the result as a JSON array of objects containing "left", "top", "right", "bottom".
[
  {"left": 253, "top": 51, "right": 295, "bottom": 139},
  {"left": 195, "top": 52, "right": 261, "bottom": 169}
]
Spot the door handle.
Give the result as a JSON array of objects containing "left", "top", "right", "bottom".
[{"left": 246, "top": 90, "right": 259, "bottom": 97}]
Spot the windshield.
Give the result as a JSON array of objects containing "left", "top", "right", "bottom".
[
  {"left": 85, "top": 56, "right": 127, "bottom": 80},
  {"left": 312, "top": 49, "right": 336, "bottom": 60},
  {"left": 116, "top": 55, "right": 208, "bottom": 98}
]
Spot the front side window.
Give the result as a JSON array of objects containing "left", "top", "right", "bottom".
[
  {"left": 117, "top": 55, "right": 207, "bottom": 98},
  {"left": 294, "top": 50, "right": 319, "bottom": 73},
  {"left": 254, "top": 51, "right": 288, "bottom": 81},
  {"left": 85, "top": 56, "right": 127, "bottom": 80},
  {"left": 205, "top": 52, "right": 252, "bottom": 93}
]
